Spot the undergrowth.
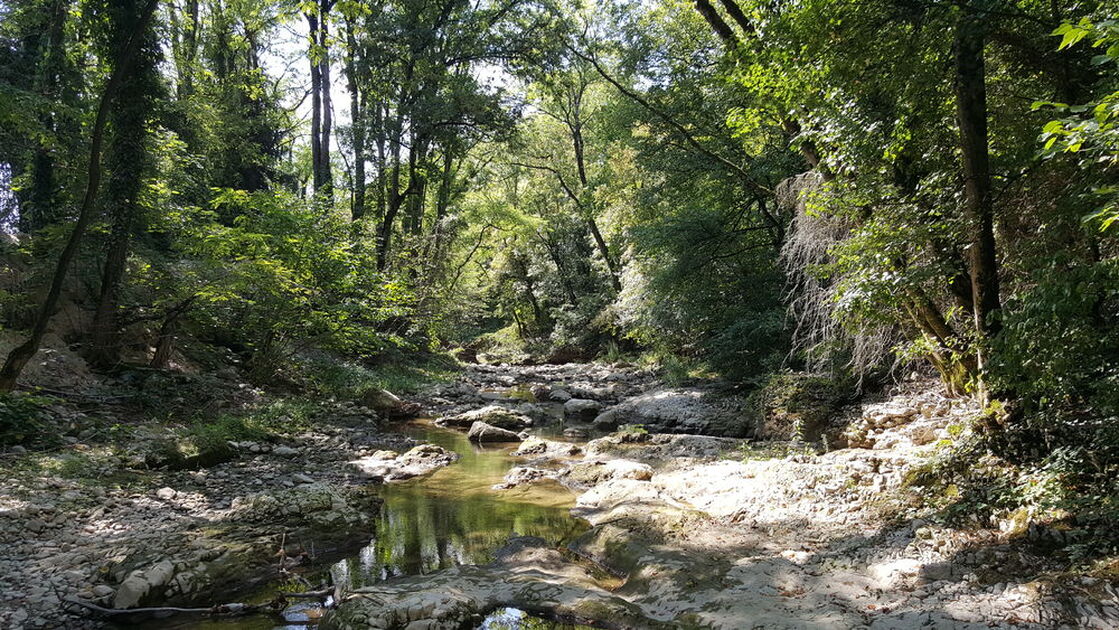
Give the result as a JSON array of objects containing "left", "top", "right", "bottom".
[{"left": 903, "top": 407, "right": 1119, "bottom": 568}]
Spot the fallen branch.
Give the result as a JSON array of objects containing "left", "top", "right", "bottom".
[
  {"left": 62, "top": 586, "right": 334, "bottom": 618},
  {"left": 63, "top": 597, "right": 273, "bottom": 616}
]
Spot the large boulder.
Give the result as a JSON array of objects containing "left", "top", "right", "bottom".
[
  {"left": 467, "top": 421, "right": 523, "bottom": 443},
  {"left": 436, "top": 405, "right": 532, "bottom": 431},
  {"left": 592, "top": 408, "right": 622, "bottom": 430},
  {"left": 348, "top": 444, "right": 459, "bottom": 481},
  {"left": 603, "top": 388, "right": 754, "bottom": 437},
  {"left": 359, "top": 388, "right": 421, "bottom": 419},
  {"left": 563, "top": 398, "right": 603, "bottom": 422}
]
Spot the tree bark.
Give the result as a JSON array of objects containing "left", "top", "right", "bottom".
[
  {"left": 953, "top": 8, "right": 1001, "bottom": 381},
  {"left": 694, "top": 0, "right": 737, "bottom": 45},
  {"left": 89, "top": 0, "right": 161, "bottom": 368},
  {"left": 344, "top": 17, "right": 365, "bottom": 221},
  {"left": 306, "top": 0, "right": 335, "bottom": 200},
  {"left": 0, "top": 0, "right": 161, "bottom": 392}
]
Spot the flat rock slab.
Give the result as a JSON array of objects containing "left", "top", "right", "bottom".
[
  {"left": 512, "top": 437, "right": 583, "bottom": 460},
  {"left": 348, "top": 444, "right": 459, "bottom": 481},
  {"left": 436, "top": 405, "right": 533, "bottom": 431}
]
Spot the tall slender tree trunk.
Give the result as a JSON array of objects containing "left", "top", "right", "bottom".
[
  {"left": 405, "top": 134, "right": 427, "bottom": 235},
  {"left": 374, "top": 103, "right": 387, "bottom": 222},
  {"left": 319, "top": 0, "right": 333, "bottom": 200},
  {"left": 0, "top": 0, "right": 161, "bottom": 391},
  {"left": 306, "top": 0, "right": 334, "bottom": 200},
  {"left": 307, "top": 11, "right": 323, "bottom": 193},
  {"left": 377, "top": 110, "right": 405, "bottom": 270},
  {"left": 571, "top": 124, "right": 621, "bottom": 291},
  {"left": 953, "top": 8, "right": 1001, "bottom": 386},
  {"left": 344, "top": 18, "right": 365, "bottom": 222}
]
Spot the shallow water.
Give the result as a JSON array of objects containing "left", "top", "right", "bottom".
[
  {"left": 129, "top": 416, "right": 594, "bottom": 630},
  {"left": 330, "top": 420, "right": 588, "bottom": 589}
]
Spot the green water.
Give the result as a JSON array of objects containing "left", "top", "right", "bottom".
[
  {"left": 129, "top": 418, "right": 594, "bottom": 629},
  {"left": 331, "top": 421, "right": 588, "bottom": 588}
]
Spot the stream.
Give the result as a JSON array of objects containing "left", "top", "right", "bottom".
[{"left": 133, "top": 416, "right": 596, "bottom": 630}]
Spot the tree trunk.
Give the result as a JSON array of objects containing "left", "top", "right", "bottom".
[
  {"left": 319, "top": 0, "right": 334, "bottom": 201},
  {"left": 307, "top": 11, "right": 323, "bottom": 194},
  {"left": 344, "top": 19, "right": 365, "bottom": 222},
  {"left": 376, "top": 105, "right": 405, "bottom": 270},
  {"left": 571, "top": 124, "right": 621, "bottom": 292},
  {"left": 953, "top": 9, "right": 1001, "bottom": 383},
  {"left": 89, "top": 0, "right": 160, "bottom": 369},
  {"left": 306, "top": 1, "right": 334, "bottom": 200},
  {"left": 694, "top": 0, "right": 737, "bottom": 45},
  {"left": 374, "top": 103, "right": 387, "bottom": 222},
  {"left": 0, "top": 0, "right": 161, "bottom": 392}
]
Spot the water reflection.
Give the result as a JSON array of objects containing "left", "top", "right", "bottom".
[{"left": 332, "top": 420, "right": 588, "bottom": 589}]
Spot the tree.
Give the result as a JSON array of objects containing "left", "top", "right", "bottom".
[
  {"left": 89, "top": 0, "right": 165, "bottom": 368},
  {"left": 0, "top": 0, "right": 161, "bottom": 391}
]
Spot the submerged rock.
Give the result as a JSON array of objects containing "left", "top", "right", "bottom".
[
  {"left": 436, "top": 405, "right": 533, "bottom": 431},
  {"left": 467, "top": 421, "right": 523, "bottom": 443},
  {"left": 320, "top": 537, "right": 657, "bottom": 630}
]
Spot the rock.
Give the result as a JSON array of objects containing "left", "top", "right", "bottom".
[
  {"left": 548, "top": 388, "right": 573, "bottom": 402},
  {"left": 529, "top": 384, "right": 551, "bottom": 401},
  {"left": 92, "top": 585, "right": 114, "bottom": 598},
  {"left": 437, "top": 405, "right": 532, "bottom": 431},
  {"left": 569, "top": 384, "right": 615, "bottom": 401},
  {"left": 920, "top": 561, "right": 957, "bottom": 582},
  {"left": 155, "top": 487, "right": 177, "bottom": 501},
  {"left": 561, "top": 459, "right": 654, "bottom": 488},
  {"left": 291, "top": 473, "right": 314, "bottom": 484},
  {"left": 493, "top": 466, "right": 552, "bottom": 490},
  {"left": 564, "top": 398, "right": 603, "bottom": 422},
  {"left": 467, "top": 421, "right": 523, "bottom": 443},
  {"left": 593, "top": 408, "right": 621, "bottom": 430},
  {"left": 272, "top": 445, "right": 299, "bottom": 457},
  {"left": 359, "top": 388, "right": 419, "bottom": 419},
  {"left": 349, "top": 444, "right": 459, "bottom": 481},
  {"left": 607, "top": 388, "right": 753, "bottom": 437},
  {"left": 512, "top": 437, "right": 582, "bottom": 459},
  {"left": 563, "top": 427, "right": 590, "bottom": 440},
  {"left": 113, "top": 574, "right": 150, "bottom": 609}
]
